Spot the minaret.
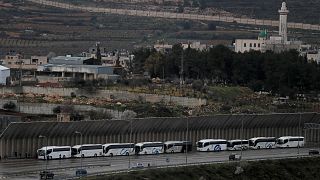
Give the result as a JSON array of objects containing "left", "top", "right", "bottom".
[{"left": 278, "top": 2, "right": 289, "bottom": 43}]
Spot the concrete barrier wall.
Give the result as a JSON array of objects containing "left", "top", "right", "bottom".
[
  {"left": 0, "top": 87, "right": 206, "bottom": 107},
  {"left": 1, "top": 126, "right": 317, "bottom": 159},
  {"left": 0, "top": 115, "right": 21, "bottom": 135},
  {"left": 1, "top": 113, "right": 320, "bottom": 159}
]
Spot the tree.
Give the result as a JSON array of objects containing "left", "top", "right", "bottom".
[
  {"left": 144, "top": 52, "right": 165, "bottom": 78},
  {"left": 192, "top": 80, "right": 203, "bottom": 91},
  {"left": 132, "top": 48, "right": 153, "bottom": 74},
  {"left": 3, "top": 101, "right": 16, "bottom": 111},
  {"left": 208, "top": 22, "right": 216, "bottom": 30},
  {"left": 198, "top": 0, "right": 207, "bottom": 9},
  {"left": 88, "top": 110, "right": 113, "bottom": 120},
  {"left": 121, "top": 110, "right": 137, "bottom": 120}
]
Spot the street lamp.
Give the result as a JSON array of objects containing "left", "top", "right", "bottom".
[
  {"left": 38, "top": 135, "right": 48, "bottom": 174},
  {"left": 185, "top": 116, "right": 189, "bottom": 166},
  {"left": 74, "top": 131, "right": 83, "bottom": 169},
  {"left": 240, "top": 118, "right": 244, "bottom": 160},
  {"left": 128, "top": 118, "right": 133, "bottom": 170}
]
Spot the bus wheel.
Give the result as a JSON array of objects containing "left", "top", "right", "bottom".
[
  {"left": 126, "top": 152, "right": 129, "bottom": 156},
  {"left": 171, "top": 150, "right": 174, "bottom": 154},
  {"left": 110, "top": 153, "right": 113, "bottom": 157},
  {"left": 49, "top": 156, "right": 53, "bottom": 160},
  {"left": 257, "top": 146, "right": 261, "bottom": 149},
  {"left": 63, "top": 155, "right": 66, "bottom": 159},
  {"left": 81, "top": 154, "right": 84, "bottom": 158},
  {"left": 94, "top": 154, "right": 97, "bottom": 157},
  {"left": 207, "top": 148, "right": 210, "bottom": 152}
]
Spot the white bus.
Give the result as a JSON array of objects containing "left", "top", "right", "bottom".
[
  {"left": 37, "top": 146, "right": 71, "bottom": 160},
  {"left": 135, "top": 142, "right": 164, "bottom": 155},
  {"left": 249, "top": 137, "right": 276, "bottom": 149},
  {"left": 102, "top": 143, "right": 135, "bottom": 157},
  {"left": 276, "top": 136, "right": 304, "bottom": 148},
  {"left": 197, "top": 139, "right": 227, "bottom": 152},
  {"left": 227, "top": 140, "right": 249, "bottom": 151},
  {"left": 164, "top": 141, "right": 192, "bottom": 153},
  {"left": 71, "top": 144, "right": 103, "bottom": 158}
]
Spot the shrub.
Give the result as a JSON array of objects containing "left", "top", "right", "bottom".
[
  {"left": 2, "top": 101, "right": 16, "bottom": 110},
  {"left": 52, "top": 106, "right": 61, "bottom": 114}
]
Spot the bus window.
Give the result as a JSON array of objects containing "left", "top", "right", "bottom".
[{"left": 197, "top": 142, "right": 203, "bottom": 148}]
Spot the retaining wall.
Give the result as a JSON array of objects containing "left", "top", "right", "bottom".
[
  {"left": 0, "top": 100, "right": 126, "bottom": 119},
  {"left": 0, "top": 87, "right": 206, "bottom": 107}
]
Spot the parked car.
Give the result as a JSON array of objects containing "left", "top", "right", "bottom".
[
  {"left": 40, "top": 171, "right": 54, "bottom": 179},
  {"left": 229, "top": 153, "right": 241, "bottom": 161},
  {"left": 309, "top": 149, "right": 319, "bottom": 155},
  {"left": 76, "top": 169, "right": 87, "bottom": 177},
  {"left": 133, "top": 163, "right": 144, "bottom": 169}
]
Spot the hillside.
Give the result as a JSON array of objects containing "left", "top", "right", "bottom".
[
  {"left": 0, "top": 0, "right": 319, "bottom": 57},
  {"left": 202, "top": 0, "right": 320, "bottom": 24},
  {"left": 66, "top": 0, "right": 320, "bottom": 24}
]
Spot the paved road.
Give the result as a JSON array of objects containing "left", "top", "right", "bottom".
[
  {"left": 0, "top": 147, "right": 317, "bottom": 179},
  {"left": 26, "top": 0, "right": 320, "bottom": 31}
]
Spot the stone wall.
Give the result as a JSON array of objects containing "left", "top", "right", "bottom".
[
  {"left": 0, "top": 100, "right": 125, "bottom": 119},
  {"left": 0, "top": 87, "right": 206, "bottom": 107}
]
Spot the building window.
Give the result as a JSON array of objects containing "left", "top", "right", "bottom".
[
  {"left": 254, "top": 43, "right": 256, "bottom": 47},
  {"left": 244, "top": 43, "right": 247, "bottom": 47},
  {"left": 258, "top": 43, "right": 260, "bottom": 47},
  {"left": 250, "top": 43, "right": 252, "bottom": 47},
  {"left": 8, "top": 62, "right": 11, "bottom": 64}
]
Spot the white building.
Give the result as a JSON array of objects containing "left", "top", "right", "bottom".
[
  {"left": 182, "top": 41, "right": 207, "bottom": 51},
  {"left": 235, "top": 2, "right": 304, "bottom": 54},
  {"left": 307, "top": 50, "right": 320, "bottom": 64},
  {"left": 0, "top": 65, "right": 10, "bottom": 85},
  {"left": 154, "top": 43, "right": 173, "bottom": 53},
  {"left": 235, "top": 30, "right": 267, "bottom": 53}
]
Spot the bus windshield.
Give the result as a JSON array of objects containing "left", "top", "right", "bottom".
[
  {"left": 134, "top": 146, "right": 141, "bottom": 154},
  {"left": 38, "top": 150, "right": 46, "bottom": 156},
  {"left": 227, "top": 142, "right": 232, "bottom": 147},
  {"left": 71, "top": 148, "right": 78, "bottom": 155},
  {"left": 249, "top": 140, "right": 254, "bottom": 146},
  {"left": 277, "top": 139, "right": 285, "bottom": 144},
  {"left": 197, "top": 142, "right": 203, "bottom": 148},
  {"left": 104, "top": 146, "right": 110, "bottom": 154}
]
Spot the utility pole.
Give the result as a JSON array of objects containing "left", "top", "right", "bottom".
[
  {"left": 180, "top": 49, "right": 184, "bottom": 91},
  {"left": 75, "top": 131, "right": 83, "bottom": 170},
  {"left": 240, "top": 118, "right": 244, "bottom": 159},
  {"left": 39, "top": 135, "right": 48, "bottom": 176},
  {"left": 185, "top": 116, "right": 188, "bottom": 166},
  {"left": 128, "top": 118, "right": 132, "bottom": 170},
  {"left": 19, "top": 59, "right": 22, "bottom": 87}
]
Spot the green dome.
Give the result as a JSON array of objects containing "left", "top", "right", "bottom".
[{"left": 259, "top": 30, "right": 267, "bottom": 38}]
